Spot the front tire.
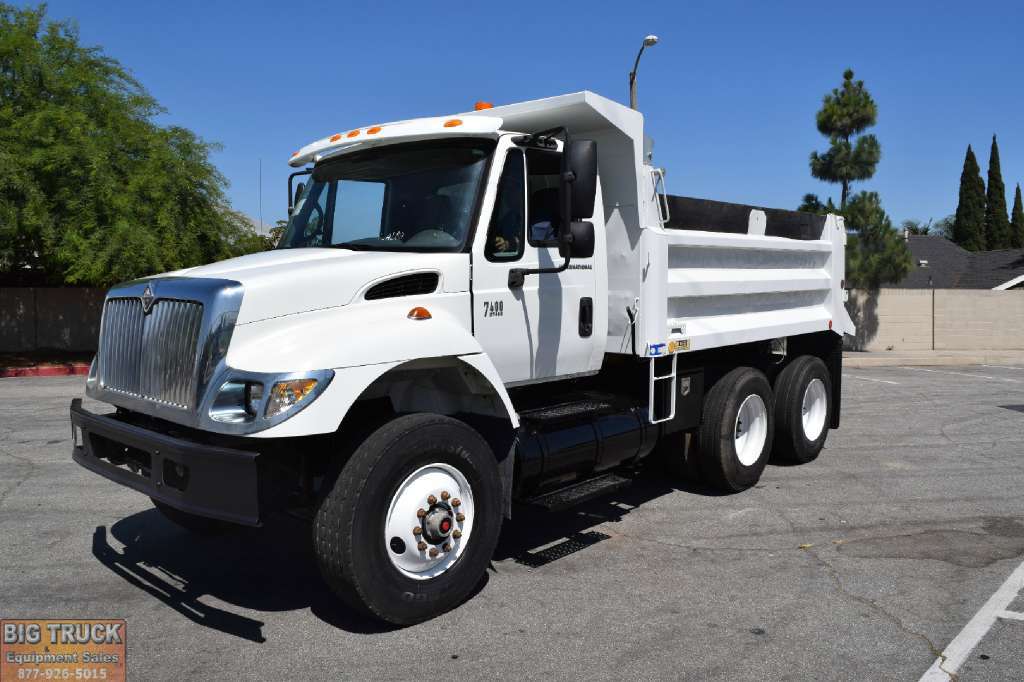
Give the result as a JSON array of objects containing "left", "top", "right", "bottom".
[
  {"left": 314, "top": 414, "right": 503, "bottom": 625},
  {"left": 697, "top": 367, "right": 774, "bottom": 492},
  {"left": 772, "top": 355, "right": 832, "bottom": 463}
]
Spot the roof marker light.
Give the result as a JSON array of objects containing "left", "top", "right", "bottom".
[
  {"left": 408, "top": 307, "right": 432, "bottom": 320},
  {"left": 443, "top": 119, "right": 463, "bottom": 128},
  {"left": 474, "top": 101, "right": 493, "bottom": 110},
  {"left": 329, "top": 133, "right": 342, "bottom": 142},
  {"left": 367, "top": 126, "right": 382, "bottom": 134},
  {"left": 346, "top": 129, "right": 360, "bottom": 138}
]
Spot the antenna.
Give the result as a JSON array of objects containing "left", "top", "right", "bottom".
[{"left": 258, "top": 158, "right": 263, "bottom": 234}]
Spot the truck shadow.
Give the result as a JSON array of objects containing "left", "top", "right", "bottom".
[{"left": 90, "top": 467, "right": 715, "bottom": 640}]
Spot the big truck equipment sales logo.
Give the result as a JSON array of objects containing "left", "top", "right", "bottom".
[{"left": 1, "top": 620, "right": 125, "bottom": 681}]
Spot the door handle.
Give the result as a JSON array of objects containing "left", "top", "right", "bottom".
[{"left": 579, "top": 297, "right": 593, "bottom": 337}]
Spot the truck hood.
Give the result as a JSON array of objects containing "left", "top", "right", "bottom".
[{"left": 168, "top": 248, "right": 469, "bottom": 324}]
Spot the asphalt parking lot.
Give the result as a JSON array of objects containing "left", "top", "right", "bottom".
[{"left": 3, "top": 365, "right": 1024, "bottom": 680}]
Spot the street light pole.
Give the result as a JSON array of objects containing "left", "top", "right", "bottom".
[{"left": 629, "top": 34, "right": 659, "bottom": 110}]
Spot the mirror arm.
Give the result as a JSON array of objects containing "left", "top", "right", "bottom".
[{"left": 508, "top": 244, "right": 572, "bottom": 289}]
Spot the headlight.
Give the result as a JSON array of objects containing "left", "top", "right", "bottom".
[
  {"left": 265, "top": 378, "right": 319, "bottom": 418},
  {"left": 205, "top": 369, "right": 332, "bottom": 433}
]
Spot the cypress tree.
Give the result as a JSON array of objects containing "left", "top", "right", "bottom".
[
  {"left": 1011, "top": 184, "right": 1024, "bottom": 249},
  {"left": 985, "top": 135, "right": 1011, "bottom": 249},
  {"left": 952, "top": 145, "right": 987, "bottom": 251}
]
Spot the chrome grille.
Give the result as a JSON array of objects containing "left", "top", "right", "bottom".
[{"left": 99, "top": 297, "right": 204, "bottom": 409}]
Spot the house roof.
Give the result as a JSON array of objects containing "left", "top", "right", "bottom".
[{"left": 895, "top": 236, "right": 1024, "bottom": 289}]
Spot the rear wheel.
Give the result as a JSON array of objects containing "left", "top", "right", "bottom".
[
  {"left": 314, "top": 413, "right": 502, "bottom": 625},
  {"left": 697, "top": 367, "right": 774, "bottom": 492},
  {"left": 772, "top": 355, "right": 832, "bottom": 463}
]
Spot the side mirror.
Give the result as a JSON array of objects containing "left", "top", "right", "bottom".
[
  {"left": 569, "top": 221, "right": 594, "bottom": 258},
  {"left": 563, "top": 139, "right": 597, "bottom": 220},
  {"left": 292, "top": 182, "right": 305, "bottom": 209}
]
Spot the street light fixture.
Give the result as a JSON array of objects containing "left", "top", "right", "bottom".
[{"left": 629, "top": 34, "right": 659, "bottom": 110}]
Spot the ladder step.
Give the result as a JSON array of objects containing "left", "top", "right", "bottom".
[{"left": 525, "top": 473, "right": 631, "bottom": 512}]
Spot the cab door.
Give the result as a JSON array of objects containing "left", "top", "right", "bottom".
[{"left": 471, "top": 139, "right": 599, "bottom": 385}]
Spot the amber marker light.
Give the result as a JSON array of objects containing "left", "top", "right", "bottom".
[
  {"left": 443, "top": 119, "right": 463, "bottom": 128},
  {"left": 367, "top": 126, "right": 382, "bottom": 134},
  {"left": 329, "top": 133, "right": 342, "bottom": 142},
  {"left": 346, "top": 129, "right": 360, "bottom": 138},
  {"left": 290, "top": 151, "right": 299, "bottom": 157},
  {"left": 474, "top": 101, "right": 493, "bottom": 110},
  {"left": 407, "top": 307, "right": 432, "bottom": 320}
]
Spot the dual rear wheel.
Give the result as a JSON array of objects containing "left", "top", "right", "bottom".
[{"left": 686, "top": 356, "right": 832, "bottom": 492}]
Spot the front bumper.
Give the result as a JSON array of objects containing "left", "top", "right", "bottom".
[{"left": 70, "top": 398, "right": 262, "bottom": 526}]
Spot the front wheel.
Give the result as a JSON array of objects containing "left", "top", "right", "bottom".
[{"left": 313, "top": 414, "right": 503, "bottom": 625}]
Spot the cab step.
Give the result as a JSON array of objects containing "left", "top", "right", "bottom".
[{"left": 524, "top": 473, "right": 631, "bottom": 512}]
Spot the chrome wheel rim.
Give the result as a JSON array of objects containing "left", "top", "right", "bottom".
[
  {"left": 801, "top": 378, "right": 828, "bottom": 442},
  {"left": 384, "top": 463, "right": 474, "bottom": 580},
  {"left": 734, "top": 394, "right": 768, "bottom": 466}
]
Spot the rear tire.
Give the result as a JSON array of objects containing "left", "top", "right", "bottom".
[
  {"left": 772, "top": 355, "right": 831, "bottom": 463},
  {"left": 313, "top": 413, "right": 503, "bottom": 625},
  {"left": 697, "top": 367, "right": 774, "bottom": 492}
]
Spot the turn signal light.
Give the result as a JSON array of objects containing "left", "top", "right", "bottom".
[
  {"left": 408, "top": 307, "right": 432, "bottom": 320},
  {"left": 443, "top": 119, "right": 463, "bottom": 128},
  {"left": 474, "top": 101, "right": 493, "bottom": 110}
]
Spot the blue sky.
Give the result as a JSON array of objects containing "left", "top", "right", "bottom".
[{"left": 27, "top": 0, "right": 1024, "bottom": 230}]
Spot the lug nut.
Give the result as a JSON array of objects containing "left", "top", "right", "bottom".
[
  {"left": 456, "top": 512, "right": 465, "bottom": 522},
  {"left": 441, "top": 490, "right": 450, "bottom": 501},
  {"left": 428, "top": 547, "right": 439, "bottom": 558},
  {"left": 412, "top": 527, "right": 422, "bottom": 536},
  {"left": 416, "top": 508, "right": 426, "bottom": 518},
  {"left": 417, "top": 541, "right": 427, "bottom": 551},
  {"left": 427, "top": 494, "right": 437, "bottom": 505},
  {"left": 452, "top": 529, "right": 462, "bottom": 539},
  {"left": 442, "top": 542, "right": 452, "bottom": 552},
  {"left": 451, "top": 498, "right": 461, "bottom": 507}
]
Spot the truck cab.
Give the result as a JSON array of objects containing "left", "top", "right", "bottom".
[{"left": 72, "top": 91, "right": 853, "bottom": 625}]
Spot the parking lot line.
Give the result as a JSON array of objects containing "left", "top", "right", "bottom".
[
  {"left": 902, "top": 367, "right": 1021, "bottom": 383},
  {"left": 842, "top": 373, "right": 900, "bottom": 385},
  {"left": 919, "top": 558, "right": 1024, "bottom": 681}
]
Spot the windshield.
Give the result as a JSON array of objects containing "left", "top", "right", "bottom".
[{"left": 278, "top": 139, "right": 495, "bottom": 251}]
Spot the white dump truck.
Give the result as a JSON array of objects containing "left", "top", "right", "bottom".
[{"left": 71, "top": 90, "right": 853, "bottom": 624}]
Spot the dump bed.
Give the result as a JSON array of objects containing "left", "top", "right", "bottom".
[{"left": 635, "top": 196, "right": 854, "bottom": 358}]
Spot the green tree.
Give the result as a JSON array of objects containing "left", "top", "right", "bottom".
[
  {"left": 1011, "top": 184, "right": 1024, "bottom": 249},
  {"left": 797, "top": 193, "right": 836, "bottom": 214},
  {"left": 843, "top": 192, "right": 911, "bottom": 289},
  {"left": 984, "top": 135, "right": 1011, "bottom": 249},
  {"left": 901, "top": 219, "right": 932, "bottom": 236},
  {"left": 809, "top": 69, "right": 881, "bottom": 209},
  {"left": 952, "top": 145, "right": 987, "bottom": 251},
  {"left": 933, "top": 214, "right": 955, "bottom": 240},
  {"left": 0, "top": 3, "right": 265, "bottom": 286}
]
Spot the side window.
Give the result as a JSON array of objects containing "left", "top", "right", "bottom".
[
  {"left": 484, "top": 149, "right": 525, "bottom": 261},
  {"left": 526, "top": 148, "right": 561, "bottom": 246}
]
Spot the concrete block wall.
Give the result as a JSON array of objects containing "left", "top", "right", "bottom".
[
  {"left": 0, "top": 288, "right": 105, "bottom": 353},
  {"left": 934, "top": 290, "right": 1024, "bottom": 350},
  {"left": 846, "top": 288, "right": 1024, "bottom": 351}
]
